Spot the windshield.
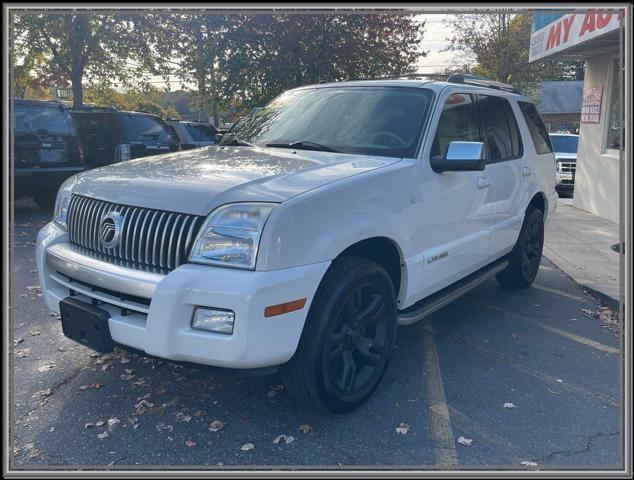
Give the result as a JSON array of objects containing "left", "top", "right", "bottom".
[
  {"left": 230, "top": 86, "right": 433, "bottom": 158},
  {"left": 549, "top": 135, "right": 578, "bottom": 154}
]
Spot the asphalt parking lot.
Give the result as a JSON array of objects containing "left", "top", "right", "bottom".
[{"left": 11, "top": 197, "right": 622, "bottom": 470}]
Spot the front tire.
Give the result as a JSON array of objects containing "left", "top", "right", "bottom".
[
  {"left": 281, "top": 257, "right": 398, "bottom": 413},
  {"left": 496, "top": 206, "right": 544, "bottom": 288}
]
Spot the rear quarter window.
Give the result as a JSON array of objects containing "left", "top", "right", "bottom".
[
  {"left": 518, "top": 101, "right": 553, "bottom": 154},
  {"left": 28, "top": 106, "right": 75, "bottom": 135}
]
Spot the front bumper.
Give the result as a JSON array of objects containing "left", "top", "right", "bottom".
[{"left": 37, "top": 222, "right": 330, "bottom": 369}]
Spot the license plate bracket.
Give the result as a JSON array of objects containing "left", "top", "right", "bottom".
[{"left": 59, "top": 297, "right": 114, "bottom": 353}]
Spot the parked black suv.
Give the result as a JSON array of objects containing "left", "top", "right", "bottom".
[
  {"left": 70, "top": 107, "right": 179, "bottom": 167},
  {"left": 12, "top": 99, "right": 85, "bottom": 210}
]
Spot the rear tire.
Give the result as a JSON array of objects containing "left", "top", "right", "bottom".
[
  {"left": 496, "top": 206, "right": 544, "bottom": 288},
  {"left": 33, "top": 192, "right": 56, "bottom": 211},
  {"left": 281, "top": 257, "right": 398, "bottom": 413}
]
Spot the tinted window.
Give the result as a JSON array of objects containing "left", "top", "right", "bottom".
[
  {"left": 14, "top": 104, "right": 31, "bottom": 133},
  {"left": 479, "top": 95, "right": 521, "bottom": 161},
  {"left": 185, "top": 123, "right": 216, "bottom": 142},
  {"left": 121, "top": 114, "right": 170, "bottom": 142},
  {"left": 29, "top": 106, "right": 74, "bottom": 135},
  {"left": 73, "top": 112, "right": 120, "bottom": 142},
  {"left": 231, "top": 87, "right": 433, "bottom": 158},
  {"left": 549, "top": 135, "right": 578, "bottom": 154},
  {"left": 519, "top": 101, "right": 553, "bottom": 154},
  {"left": 431, "top": 93, "right": 481, "bottom": 158}
]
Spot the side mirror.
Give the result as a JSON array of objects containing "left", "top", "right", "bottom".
[
  {"left": 214, "top": 133, "right": 224, "bottom": 144},
  {"left": 431, "top": 141, "right": 486, "bottom": 173}
]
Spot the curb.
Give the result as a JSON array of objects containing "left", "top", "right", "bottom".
[{"left": 543, "top": 255, "right": 620, "bottom": 311}]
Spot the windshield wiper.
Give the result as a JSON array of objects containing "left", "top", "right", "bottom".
[
  {"left": 265, "top": 140, "right": 341, "bottom": 153},
  {"left": 221, "top": 137, "right": 256, "bottom": 147}
]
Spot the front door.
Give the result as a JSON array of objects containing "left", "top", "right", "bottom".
[{"left": 414, "top": 92, "right": 495, "bottom": 300}]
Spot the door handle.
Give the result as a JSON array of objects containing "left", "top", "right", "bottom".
[
  {"left": 477, "top": 176, "right": 491, "bottom": 189},
  {"left": 522, "top": 166, "right": 532, "bottom": 177}
]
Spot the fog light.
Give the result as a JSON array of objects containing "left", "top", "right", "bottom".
[{"left": 192, "top": 307, "right": 234, "bottom": 335}]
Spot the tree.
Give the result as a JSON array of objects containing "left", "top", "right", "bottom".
[
  {"left": 223, "top": 14, "right": 425, "bottom": 108},
  {"left": 150, "top": 13, "right": 243, "bottom": 125},
  {"left": 11, "top": 12, "right": 165, "bottom": 108},
  {"left": 443, "top": 12, "right": 583, "bottom": 96}
]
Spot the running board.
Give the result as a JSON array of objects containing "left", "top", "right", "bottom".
[{"left": 397, "top": 257, "right": 509, "bottom": 326}]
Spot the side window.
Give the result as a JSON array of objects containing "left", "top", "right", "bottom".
[
  {"left": 519, "top": 101, "right": 553, "bottom": 154},
  {"left": 13, "top": 104, "right": 31, "bottom": 133},
  {"left": 431, "top": 93, "right": 481, "bottom": 159},
  {"left": 479, "top": 95, "right": 522, "bottom": 161}
]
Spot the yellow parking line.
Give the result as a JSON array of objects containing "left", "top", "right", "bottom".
[
  {"left": 421, "top": 323, "right": 458, "bottom": 466},
  {"left": 536, "top": 323, "right": 619, "bottom": 354}
]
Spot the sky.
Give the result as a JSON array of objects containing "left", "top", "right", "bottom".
[{"left": 141, "top": 13, "right": 460, "bottom": 92}]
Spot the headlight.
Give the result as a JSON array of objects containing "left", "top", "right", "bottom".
[
  {"left": 53, "top": 176, "right": 77, "bottom": 229},
  {"left": 188, "top": 202, "right": 276, "bottom": 269}
]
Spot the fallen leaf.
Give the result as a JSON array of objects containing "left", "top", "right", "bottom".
[
  {"left": 156, "top": 422, "right": 174, "bottom": 432},
  {"left": 85, "top": 422, "right": 95, "bottom": 428},
  {"left": 241, "top": 443, "right": 255, "bottom": 451},
  {"left": 37, "top": 362, "right": 54, "bottom": 372},
  {"left": 95, "top": 420, "right": 105, "bottom": 427},
  {"left": 15, "top": 347, "right": 32, "bottom": 358},
  {"left": 395, "top": 422, "right": 410, "bottom": 435},
  {"left": 97, "top": 431, "right": 109, "bottom": 439},
  {"left": 79, "top": 382, "right": 103, "bottom": 391},
  {"left": 28, "top": 329, "right": 41, "bottom": 336},
  {"left": 107, "top": 417, "right": 120, "bottom": 429},
  {"left": 273, "top": 434, "right": 295, "bottom": 445},
  {"left": 32, "top": 388, "right": 53, "bottom": 399},
  {"left": 120, "top": 354, "right": 131, "bottom": 364},
  {"left": 209, "top": 420, "right": 225, "bottom": 432},
  {"left": 502, "top": 402, "right": 516, "bottom": 409},
  {"left": 556, "top": 378, "right": 563, "bottom": 383},
  {"left": 14, "top": 338, "right": 24, "bottom": 345},
  {"left": 26, "top": 285, "right": 42, "bottom": 293},
  {"left": 185, "top": 440, "right": 197, "bottom": 447},
  {"left": 546, "top": 389, "right": 561, "bottom": 395},
  {"left": 194, "top": 410, "right": 205, "bottom": 417},
  {"left": 101, "top": 364, "right": 113, "bottom": 371},
  {"left": 135, "top": 399, "right": 154, "bottom": 414},
  {"left": 458, "top": 436, "right": 473, "bottom": 446},
  {"left": 298, "top": 424, "right": 313, "bottom": 434},
  {"left": 581, "top": 308, "right": 594, "bottom": 317},
  {"left": 520, "top": 460, "right": 538, "bottom": 466}
]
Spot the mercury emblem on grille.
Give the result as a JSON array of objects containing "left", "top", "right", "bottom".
[{"left": 99, "top": 211, "right": 123, "bottom": 249}]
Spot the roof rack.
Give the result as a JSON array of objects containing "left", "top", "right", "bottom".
[
  {"left": 344, "top": 72, "right": 446, "bottom": 82},
  {"left": 446, "top": 73, "right": 522, "bottom": 95}
]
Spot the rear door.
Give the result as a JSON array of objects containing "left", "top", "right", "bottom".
[{"left": 476, "top": 94, "right": 526, "bottom": 259}]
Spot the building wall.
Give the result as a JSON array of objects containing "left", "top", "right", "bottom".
[
  {"left": 573, "top": 55, "right": 620, "bottom": 224},
  {"left": 541, "top": 113, "right": 580, "bottom": 133}
]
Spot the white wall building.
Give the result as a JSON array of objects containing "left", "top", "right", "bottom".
[{"left": 530, "top": 9, "right": 625, "bottom": 223}]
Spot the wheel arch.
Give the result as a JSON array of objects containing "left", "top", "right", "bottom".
[{"left": 334, "top": 236, "right": 405, "bottom": 304}]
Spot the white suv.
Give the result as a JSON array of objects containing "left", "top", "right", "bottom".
[{"left": 36, "top": 75, "right": 558, "bottom": 413}]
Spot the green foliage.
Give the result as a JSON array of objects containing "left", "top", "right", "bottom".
[
  {"left": 11, "top": 12, "right": 168, "bottom": 107},
  {"left": 222, "top": 14, "right": 425, "bottom": 108},
  {"left": 443, "top": 12, "right": 584, "bottom": 97}
]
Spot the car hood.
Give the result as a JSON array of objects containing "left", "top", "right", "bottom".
[
  {"left": 554, "top": 153, "right": 577, "bottom": 161},
  {"left": 72, "top": 145, "right": 400, "bottom": 215}
]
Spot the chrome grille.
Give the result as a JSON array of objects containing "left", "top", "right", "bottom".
[
  {"left": 559, "top": 162, "right": 576, "bottom": 174},
  {"left": 67, "top": 195, "right": 203, "bottom": 272}
]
